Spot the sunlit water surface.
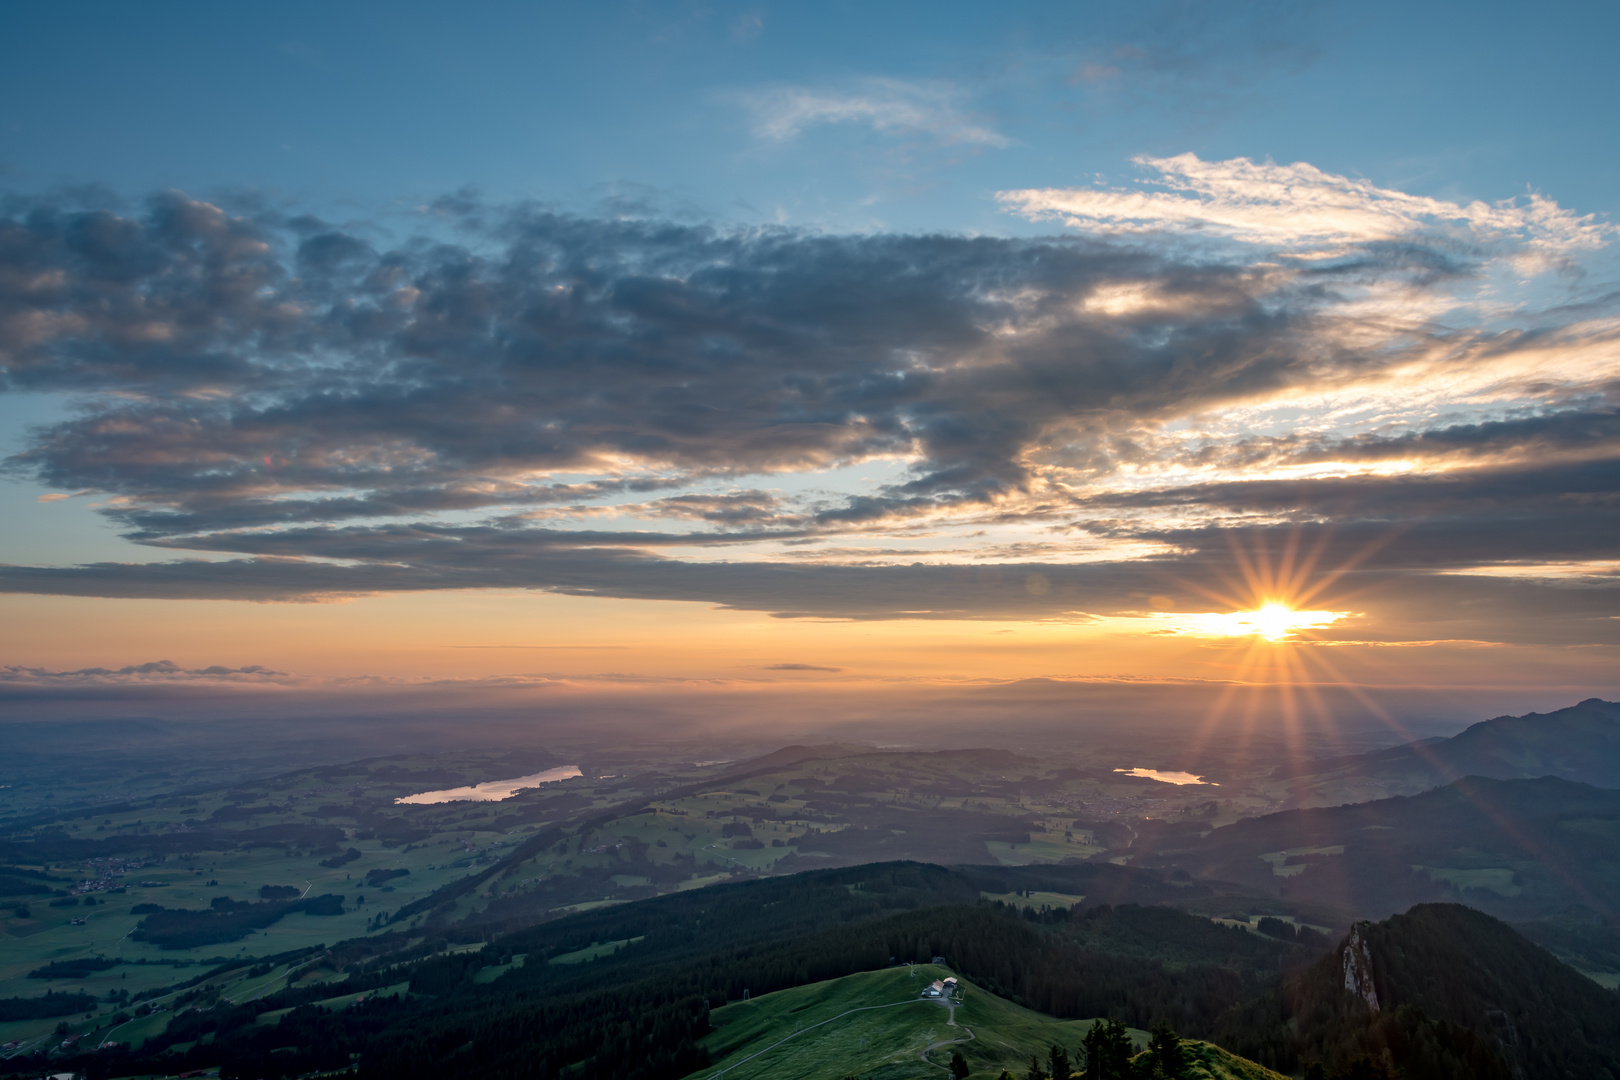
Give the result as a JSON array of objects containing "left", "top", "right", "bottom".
[
  {"left": 395, "top": 765, "right": 583, "bottom": 804},
  {"left": 1113, "top": 767, "right": 1218, "bottom": 786}
]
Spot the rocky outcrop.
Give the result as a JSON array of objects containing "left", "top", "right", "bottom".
[{"left": 1341, "top": 922, "right": 1379, "bottom": 1013}]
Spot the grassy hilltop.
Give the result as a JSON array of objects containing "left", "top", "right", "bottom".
[{"left": 689, "top": 965, "right": 1283, "bottom": 1080}]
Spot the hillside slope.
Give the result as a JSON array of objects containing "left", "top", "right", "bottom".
[
  {"left": 690, "top": 964, "right": 1284, "bottom": 1080},
  {"left": 1219, "top": 903, "right": 1620, "bottom": 1079},
  {"left": 1140, "top": 775, "right": 1620, "bottom": 922}
]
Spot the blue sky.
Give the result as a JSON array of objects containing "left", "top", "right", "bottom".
[{"left": 4, "top": 1, "right": 1616, "bottom": 233}]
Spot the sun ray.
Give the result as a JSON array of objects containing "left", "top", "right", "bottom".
[{"left": 1145, "top": 524, "right": 1423, "bottom": 795}]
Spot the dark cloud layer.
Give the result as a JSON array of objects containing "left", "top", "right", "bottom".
[
  {"left": 0, "top": 189, "right": 1393, "bottom": 524},
  {"left": 1, "top": 190, "right": 1617, "bottom": 638},
  {"left": 2, "top": 534, "right": 1615, "bottom": 649}
]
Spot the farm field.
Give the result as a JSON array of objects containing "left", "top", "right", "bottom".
[{"left": 5, "top": 740, "right": 1260, "bottom": 1015}]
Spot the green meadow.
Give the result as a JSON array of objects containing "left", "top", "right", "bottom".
[{"left": 685, "top": 964, "right": 1284, "bottom": 1080}]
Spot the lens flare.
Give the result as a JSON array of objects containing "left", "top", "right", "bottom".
[{"left": 1164, "top": 603, "right": 1347, "bottom": 641}]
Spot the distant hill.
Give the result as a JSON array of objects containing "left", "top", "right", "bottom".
[
  {"left": 1515, "top": 911, "right": 1620, "bottom": 986},
  {"left": 1278, "top": 698, "right": 1620, "bottom": 791},
  {"left": 719, "top": 743, "right": 874, "bottom": 775},
  {"left": 1219, "top": 903, "right": 1620, "bottom": 1079},
  {"left": 1139, "top": 775, "right": 1620, "bottom": 924}
]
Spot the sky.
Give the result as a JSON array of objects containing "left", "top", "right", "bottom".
[{"left": 1, "top": 0, "right": 1618, "bottom": 739}]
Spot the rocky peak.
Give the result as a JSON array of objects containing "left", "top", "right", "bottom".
[{"left": 1341, "top": 922, "right": 1380, "bottom": 1013}]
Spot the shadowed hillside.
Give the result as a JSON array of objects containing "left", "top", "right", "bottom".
[
  {"left": 1138, "top": 776, "right": 1620, "bottom": 923},
  {"left": 1218, "top": 903, "right": 1620, "bottom": 1079}
]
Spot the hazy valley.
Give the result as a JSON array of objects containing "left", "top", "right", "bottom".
[{"left": 3, "top": 699, "right": 1620, "bottom": 1078}]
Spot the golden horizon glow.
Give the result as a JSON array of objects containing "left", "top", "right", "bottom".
[{"left": 1156, "top": 602, "right": 1348, "bottom": 641}]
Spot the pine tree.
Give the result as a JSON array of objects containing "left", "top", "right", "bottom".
[
  {"left": 1080, "top": 1019, "right": 1134, "bottom": 1079},
  {"left": 1334, "top": 1055, "right": 1397, "bottom": 1080},
  {"left": 1148, "top": 1019, "right": 1182, "bottom": 1078},
  {"left": 1048, "top": 1043, "right": 1073, "bottom": 1080},
  {"left": 950, "top": 1048, "right": 971, "bottom": 1078}
]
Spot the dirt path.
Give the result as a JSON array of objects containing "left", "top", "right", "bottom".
[
  {"left": 917, "top": 997, "right": 976, "bottom": 1070},
  {"left": 918, "top": 1027, "right": 976, "bottom": 1060}
]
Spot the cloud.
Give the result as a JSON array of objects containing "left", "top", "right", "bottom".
[
  {"left": 998, "top": 153, "right": 1612, "bottom": 255},
  {"left": 0, "top": 175, "right": 1615, "bottom": 640},
  {"left": 5, "top": 190, "right": 1280, "bottom": 533},
  {"left": 0, "top": 660, "right": 289, "bottom": 685},
  {"left": 525, "top": 491, "right": 793, "bottom": 526},
  {"left": 737, "top": 78, "right": 1009, "bottom": 147},
  {"left": 763, "top": 663, "right": 843, "bottom": 672}
]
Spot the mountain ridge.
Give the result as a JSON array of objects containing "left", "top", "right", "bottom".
[
  {"left": 1276, "top": 698, "right": 1620, "bottom": 789},
  {"left": 1220, "top": 902, "right": 1620, "bottom": 1079}
]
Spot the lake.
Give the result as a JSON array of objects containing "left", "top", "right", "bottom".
[
  {"left": 1114, "top": 767, "right": 1217, "bottom": 786},
  {"left": 395, "top": 765, "right": 583, "bottom": 804}
]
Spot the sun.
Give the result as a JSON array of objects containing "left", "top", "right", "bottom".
[
  {"left": 1164, "top": 602, "right": 1346, "bottom": 641},
  {"left": 1221, "top": 602, "right": 1345, "bottom": 641},
  {"left": 1249, "top": 602, "right": 1305, "bottom": 642},
  {"left": 1139, "top": 528, "right": 1380, "bottom": 649}
]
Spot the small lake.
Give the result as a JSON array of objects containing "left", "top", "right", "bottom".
[
  {"left": 396, "top": 765, "right": 583, "bottom": 804},
  {"left": 1114, "top": 767, "right": 1217, "bottom": 786}
]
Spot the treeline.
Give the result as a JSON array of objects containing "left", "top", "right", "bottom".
[
  {"left": 0, "top": 875, "right": 53, "bottom": 896},
  {"left": 0, "top": 990, "right": 98, "bottom": 1021},
  {"left": 0, "top": 864, "right": 75, "bottom": 899},
  {"left": 131, "top": 893, "right": 349, "bottom": 948},
  {"left": 29, "top": 956, "right": 120, "bottom": 979},
  {"left": 359, "top": 985, "right": 712, "bottom": 1080},
  {"left": 728, "top": 903, "right": 1288, "bottom": 1033}
]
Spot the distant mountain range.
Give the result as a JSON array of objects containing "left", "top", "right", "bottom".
[{"left": 1279, "top": 697, "right": 1620, "bottom": 791}]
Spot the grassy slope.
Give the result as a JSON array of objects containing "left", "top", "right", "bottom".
[
  {"left": 1178, "top": 1042, "right": 1293, "bottom": 1080},
  {"left": 685, "top": 965, "right": 1282, "bottom": 1080}
]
